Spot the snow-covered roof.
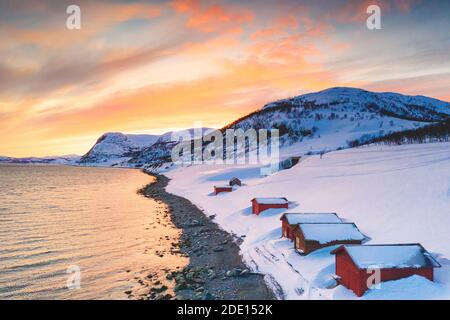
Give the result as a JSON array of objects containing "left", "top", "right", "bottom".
[
  {"left": 214, "top": 185, "right": 232, "bottom": 188},
  {"left": 333, "top": 244, "right": 441, "bottom": 269},
  {"left": 298, "top": 223, "right": 365, "bottom": 244},
  {"left": 252, "top": 197, "right": 288, "bottom": 204},
  {"left": 281, "top": 213, "right": 342, "bottom": 225}
]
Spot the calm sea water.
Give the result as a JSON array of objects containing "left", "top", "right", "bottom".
[{"left": 0, "top": 165, "right": 187, "bottom": 300}]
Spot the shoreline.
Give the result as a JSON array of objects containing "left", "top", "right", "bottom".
[{"left": 139, "top": 173, "right": 275, "bottom": 300}]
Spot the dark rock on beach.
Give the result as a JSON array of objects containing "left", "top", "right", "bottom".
[{"left": 139, "top": 174, "right": 275, "bottom": 300}]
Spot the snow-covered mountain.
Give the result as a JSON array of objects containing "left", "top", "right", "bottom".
[
  {"left": 264, "top": 87, "right": 450, "bottom": 119},
  {"left": 78, "top": 132, "right": 160, "bottom": 167},
  {"left": 128, "top": 128, "right": 215, "bottom": 169},
  {"left": 78, "top": 129, "right": 214, "bottom": 168},
  {"left": 0, "top": 155, "right": 80, "bottom": 165},
  {"left": 224, "top": 87, "right": 450, "bottom": 156},
  {"left": 76, "top": 87, "right": 450, "bottom": 168}
]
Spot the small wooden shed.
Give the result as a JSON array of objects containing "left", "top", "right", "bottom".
[
  {"left": 280, "top": 213, "right": 342, "bottom": 240},
  {"left": 331, "top": 244, "right": 441, "bottom": 297},
  {"left": 229, "top": 177, "right": 242, "bottom": 187},
  {"left": 292, "top": 223, "right": 365, "bottom": 255},
  {"left": 251, "top": 198, "right": 288, "bottom": 215},
  {"left": 214, "top": 185, "right": 233, "bottom": 195}
]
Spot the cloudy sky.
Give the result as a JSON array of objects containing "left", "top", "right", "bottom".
[{"left": 1, "top": 0, "right": 449, "bottom": 157}]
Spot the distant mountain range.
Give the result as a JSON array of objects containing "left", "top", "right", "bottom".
[
  {"left": 77, "top": 132, "right": 160, "bottom": 167},
  {"left": 3, "top": 87, "right": 449, "bottom": 168},
  {"left": 0, "top": 155, "right": 80, "bottom": 165},
  {"left": 78, "top": 128, "right": 214, "bottom": 168}
]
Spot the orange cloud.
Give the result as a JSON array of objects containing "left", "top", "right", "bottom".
[
  {"left": 19, "top": 54, "right": 356, "bottom": 148},
  {"left": 251, "top": 15, "right": 299, "bottom": 39},
  {"left": 171, "top": 0, "right": 253, "bottom": 32},
  {"left": 181, "top": 26, "right": 243, "bottom": 55},
  {"left": 364, "top": 73, "right": 450, "bottom": 103}
]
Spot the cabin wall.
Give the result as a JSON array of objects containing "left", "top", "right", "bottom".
[
  {"left": 258, "top": 203, "right": 288, "bottom": 214},
  {"left": 281, "top": 220, "right": 295, "bottom": 240},
  {"left": 358, "top": 267, "right": 434, "bottom": 294},
  {"left": 251, "top": 201, "right": 258, "bottom": 214},
  {"left": 281, "top": 220, "right": 289, "bottom": 238},
  {"left": 335, "top": 252, "right": 367, "bottom": 297},
  {"left": 293, "top": 230, "right": 307, "bottom": 254},
  {"left": 302, "top": 239, "right": 363, "bottom": 255},
  {"left": 336, "top": 251, "right": 435, "bottom": 296},
  {"left": 215, "top": 187, "right": 232, "bottom": 195},
  {"left": 252, "top": 202, "right": 288, "bottom": 215}
]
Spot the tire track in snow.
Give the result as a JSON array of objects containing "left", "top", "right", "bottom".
[
  {"left": 281, "top": 250, "right": 327, "bottom": 299},
  {"left": 253, "top": 247, "right": 277, "bottom": 264},
  {"left": 246, "top": 247, "right": 286, "bottom": 299}
]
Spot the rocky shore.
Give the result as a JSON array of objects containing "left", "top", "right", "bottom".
[{"left": 138, "top": 174, "right": 275, "bottom": 300}]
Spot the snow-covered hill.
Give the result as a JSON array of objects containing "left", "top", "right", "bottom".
[
  {"left": 165, "top": 142, "right": 450, "bottom": 299},
  {"left": 78, "top": 132, "right": 160, "bottom": 167},
  {"left": 263, "top": 87, "right": 450, "bottom": 119},
  {"left": 224, "top": 87, "right": 450, "bottom": 156}
]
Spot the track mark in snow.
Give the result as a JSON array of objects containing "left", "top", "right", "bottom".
[
  {"left": 281, "top": 251, "right": 326, "bottom": 299},
  {"left": 264, "top": 274, "right": 285, "bottom": 300},
  {"left": 254, "top": 247, "right": 277, "bottom": 264},
  {"left": 245, "top": 251, "right": 260, "bottom": 273},
  {"left": 261, "top": 244, "right": 280, "bottom": 262}
]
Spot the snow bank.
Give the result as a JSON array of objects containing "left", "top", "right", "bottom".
[{"left": 165, "top": 142, "right": 450, "bottom": 299}]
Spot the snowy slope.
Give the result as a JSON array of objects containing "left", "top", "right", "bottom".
[
  {"left": 165, "top": 142, "right": 450, "bottom": 299},
  {"left": 213, "top": 87, "right": 450, "bottom": 161}
]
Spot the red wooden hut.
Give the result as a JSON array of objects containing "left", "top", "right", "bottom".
[
  {"left": 214, "top": 185, "right": 233, "bottom": 195},
  {"left": 251, "top": 198, "right": 288, "bottom": 215},
  {"left": 331, "top": 244, "right": 441, "bottom": 297},
  {"left": 280, "top": 213, "right": 342, "bottom": 240}
]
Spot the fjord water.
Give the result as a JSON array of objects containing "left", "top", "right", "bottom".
[{"left": 0, "top": 165, "right": 186, "bottom": 299}]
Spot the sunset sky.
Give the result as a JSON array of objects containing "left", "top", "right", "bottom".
[{"left": 1, "top": 0, "right": 449, "bottom": 157}]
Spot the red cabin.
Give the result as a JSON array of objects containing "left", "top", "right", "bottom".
[
  {"left": 292, "top": 223, "right": 365, "bottom": 255},
  {"left": 331, "top": 244, "right": 441, "bottom": 297},
  {"left": 280, "top": 213, "right": 342, "bottom": 240},
  {"left": 214, "top": 185, "right": 233, "bottom": 195},
  {"left": 251, "top": 198, "right": 288, "bottom": 215}
]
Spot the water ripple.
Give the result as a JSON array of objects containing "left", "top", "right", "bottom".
[{"left": 0, "top": 165, "right": 183, "bottom": 299}]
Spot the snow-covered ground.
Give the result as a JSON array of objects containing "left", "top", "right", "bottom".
[{"left": 165, "top": 142, "right": 450, "bottom": 299}]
